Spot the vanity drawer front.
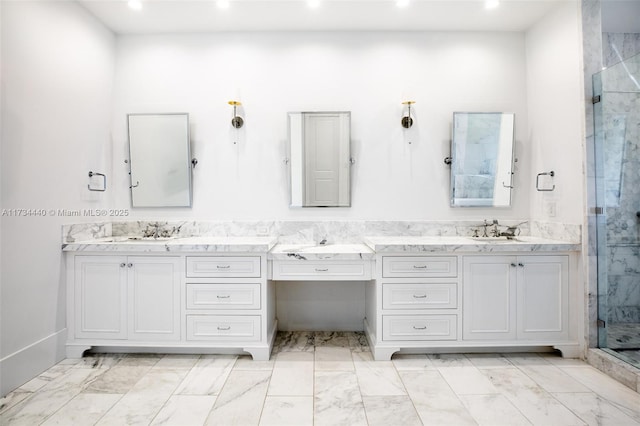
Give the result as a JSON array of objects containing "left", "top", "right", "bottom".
[
  {"left": 383, "top": 315, "right": 457, "bottom": 341},
  {"left": 186, "top": 315, "right": 260, "bottom": 341},
  {"left": 382, "top": 283, "right": 457, "bottom": 310},
  {"left": 186, "top": 284, "right": 261, "bottom": 310},
  {"left": 382, "top": 256, "right": 457, "bottom": 278},
  {"left": 272, "top": 261, "right": 371, "bottom": 281},
  {"left": 186, "top": 257, "right": 261, "bottom": 278}
]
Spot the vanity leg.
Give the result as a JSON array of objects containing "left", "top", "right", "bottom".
[
  {"left": 554, "top": 344, "right": 582, "bottom": 358},
  {"left": 371, "top": 346, "right": 400, "bottom": 361},
  {"left": 66, "top": 344, "right": 92, "bottom": 359},
  {"left": 245, "top": 347, "right": 272, "bottom": 361}
]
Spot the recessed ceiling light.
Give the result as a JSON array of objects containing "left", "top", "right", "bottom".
[
  {"left": 217, "top": 0, "right": 230, "bottom": 9},
  {"left": 308, "top": 0, "right": 321, "bottom": 9},
  {"left": 127, "top": 0, "right": 142, "bottom": 10},
  {"left": 396, "top": 0, "right": 410, "bottom": 8},
  {"left": 485, "top": 0, "right": 500, "bottom": 10}
]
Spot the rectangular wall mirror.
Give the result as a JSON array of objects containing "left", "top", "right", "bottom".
[
  {"left": 288, "top": 111, "right": 351, "bottom": 207},
  {"left": 128, "top": 113, "right": 192, "bottom": 207},
  {"left": 450, "top": 112, "right": 515, "bottom": 207}
]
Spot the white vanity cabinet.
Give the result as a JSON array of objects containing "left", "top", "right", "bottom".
[
  {"left": 73, "top": 256, "right": 180, "bottom": 342},
  {"left": 65, "top": 244, "right": 276, "bottom": 360},
  {"left": 462, "top": 255, "right": 569, "bottom": 342},
  {"left": 185, "top": 256, "right": 267, "bottom": 345},
  {"left": 365, "top": 248, "right": 580, "bottom": 361}
]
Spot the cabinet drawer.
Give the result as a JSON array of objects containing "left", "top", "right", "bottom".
[
  {"left": 382, "top": 315, "right": 457, "bottom": 341},
  {"left": 382, "top": 283, "right": 457, "bottom": 310},
  {"left": 382, "top": 256, "right": 457, "bottom": 278},
  {"left": 186, "top": 315, "right": 260, "bottom": 341},
  {"left": 272, "top": 261, "right": 371, "bottom": 281},
  {"left": 186, "top": 284, "right": 261, "bottom": 310},
  {"left": 186, "top": 257, "right": 261, "bottom": 278}
]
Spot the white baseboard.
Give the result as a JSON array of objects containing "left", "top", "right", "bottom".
[{"left": 1, "top": 328, "right": 67, "bottom": 397}]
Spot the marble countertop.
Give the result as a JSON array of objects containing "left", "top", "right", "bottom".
[
  {"left": 363, "top": 235, "right": 581, "bottom": 253},
  {"left": 62, "top": 236, "right": 278, "bottom": 253},
  {"left": 269, "top": 243, "right": 375, "bottom": 260},
  {"left": 62, "top": 234, "right": 580, "bottom": 255}
]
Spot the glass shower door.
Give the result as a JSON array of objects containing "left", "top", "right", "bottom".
[{"left": 593, "top": 52, "right": 640, "bottom": 367}]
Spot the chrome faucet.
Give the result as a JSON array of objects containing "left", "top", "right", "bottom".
[{"left": 142, "top": 222, "right": 161, "bottom": 239}]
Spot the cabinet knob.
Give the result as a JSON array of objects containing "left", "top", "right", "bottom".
[
  {"left": 127, "top": 263, "right": 133, "bottom": 268},
  {"left": 510, "top": 263, "right": 517, "bottom": 267},
  {"left": 518, "top": 263, "right": 524, "bottom": 267},
  {"left": 120, "top": 263, "right": 126, "bottom": 268}
]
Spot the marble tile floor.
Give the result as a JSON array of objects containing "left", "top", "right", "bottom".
[{"left": 1, "top": 331, "right": 640, "bottom": 426}]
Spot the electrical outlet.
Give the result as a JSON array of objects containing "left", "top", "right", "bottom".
[{"left": 544, "top": 200, "right": 557, "bottom": 217}]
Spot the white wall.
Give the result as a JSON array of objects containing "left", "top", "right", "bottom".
[
  {"left": 0, "top": 1, "right": 115, "bottom": 395},
  {"left": 525, "top": 2, "right": 584, "bottom": 225},
  {"left": 112, "top": 31, "right": 531, "bottom": 221}
]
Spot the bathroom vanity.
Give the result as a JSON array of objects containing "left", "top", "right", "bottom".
[
  {"left": 363, "top": 236, "right": 581, "bottom": 360},
  {"left": 63, "top": 237, "right": 278, "bottom": 361},
  {"left": 62, "top": 226, "right": 581, "bottom": 361}
]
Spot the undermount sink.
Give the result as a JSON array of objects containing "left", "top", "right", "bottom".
[
  {"left": 467, "top": 236, "right": 522, "bottom": 243},
  {"left": 127, "top": 236, "right": 178, "bottom": 241},
  {"left": 93, "top": 236, "right": 178, "bottom": 243}
]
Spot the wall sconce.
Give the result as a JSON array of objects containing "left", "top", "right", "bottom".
[
  {"left": 401, "top": 100, "right": 415, "bottom": 128},
  {"left": 228, "top": 100, "right": 244, "bottom": 129}
]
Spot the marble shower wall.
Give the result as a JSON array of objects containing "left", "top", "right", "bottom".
[{"left": 603, "top": 32, "right": 640, "bottom": 68}]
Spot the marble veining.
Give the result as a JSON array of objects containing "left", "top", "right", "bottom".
[
  {"left": 64, "top": 219, "right": 579, "bottom": 244},
  {"left": 269, "top": 243, "right": 375, "bottom": 260},
  {"left": 3, "top": 336, "right": 640, "bottom": 425},
  {"left": 363, "top": 235, "right": 580, "bottom": 253},
  {"left": 62, "top": 220, "right": 582, "bottom": 257}
]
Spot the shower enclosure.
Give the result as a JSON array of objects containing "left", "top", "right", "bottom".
[{"left": 594, "top": 52, "right": 640, "bottom": 367}]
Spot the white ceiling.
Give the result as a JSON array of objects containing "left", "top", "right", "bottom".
[{"left": 77, "top": 0, "right": 567, "bottom": 34}]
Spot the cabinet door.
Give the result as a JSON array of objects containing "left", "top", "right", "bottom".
[
  {"left": 75, "top": 256, "right": 127, "bottom": 339},
  {"left": 517, "top": 255, "right": 569, "bottom": 340},
  {"left": 463, "top": 256, "right": 517, "bottom": 340},
  {"left": 128, "top": 257, "right": 181, "bottom": 341}
]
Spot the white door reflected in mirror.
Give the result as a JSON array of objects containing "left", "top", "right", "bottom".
[{"left": 288, "top": 112, "right": 351, "bottom": 207}]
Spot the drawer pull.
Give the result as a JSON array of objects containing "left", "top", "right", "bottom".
[
  {"left": 413, "top": 265, "right": 427, "bottom": 269},
  {"left": 216, "top": 295, "right": 231, "bottom": 299},
  {"left": 413, "top": 294, "right": 427, "bottom": 299},
  {"left": 217, "top": 326, "right": 231, "bottom": 331},
  {"left": 413, "top": 325, "right": 427, "bottom": 330},
  {"left": 510, "top": 263, "right": 517, "bottom": 267},
  {"left": 315, "top": 268, "right": 329, "bottom": 272},
  {"left": 120, "top": 263, "right": 126, "bottom": 268},
  {"left": 216, "top": 265, "right": 231, "bottom": 269}
]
